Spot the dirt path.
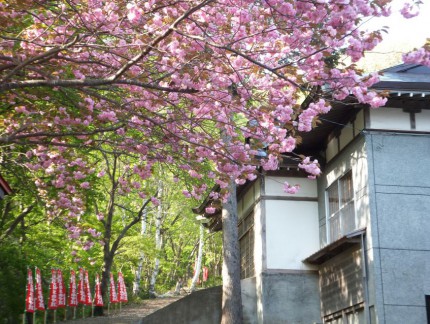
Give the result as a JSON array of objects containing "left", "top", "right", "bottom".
[{"left": 55, "top": 297, "right": 182, "bottom": 324}]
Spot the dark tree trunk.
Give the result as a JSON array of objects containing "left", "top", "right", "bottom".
[
  {"left": 94, "top": 251, "right": 113, "bottom": 316},
  {"left": 221, "top": 180, "right": 243, "bottom": 324}
]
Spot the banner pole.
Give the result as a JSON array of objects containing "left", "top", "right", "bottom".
[
  {"left": 53, "top": 309, "right": 56, "bottom": 323},
  {"left": 23, "top": 267, "right": 27, "bottom": 324},
  {"left": 73, "top": 306, "right": 76, "bottom": 320},
  {"left": 44, "top": 310, "right": 47, "bottom": 324}
]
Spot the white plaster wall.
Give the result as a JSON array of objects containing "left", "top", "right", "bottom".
[
  {"left": 265, "top": 200, "right": 319, "bottom": 270},
  {"left": 265, "top": 176, "right": 318, "bottom": 198},
  {"left": 253, "top": 201, "right": 264, "bottom": 275},
  {"left": 326, "top": 137, "right": 338, "bottom": 162},
  {"left": 339, "top": 123, "right": 354, "bottom": 151},
  {"left": 354, "top": 109, "right": 365, "bottom": 133},
  {"left": 369, "top": 107, "right": 410, "bottom": 130},
  {"left": 416, "top": 109, "right": 430, "bottom": 131}
]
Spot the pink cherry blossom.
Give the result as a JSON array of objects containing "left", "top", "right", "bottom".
[
  {"left": 283, "top": 182, "right": 300, "bottom": 194},
  {"left": 205, "top": 207, "right": 216, "bottom": 214}
]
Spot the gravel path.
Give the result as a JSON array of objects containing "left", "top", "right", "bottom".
[{"left": 54, "top": 297, "right": 182, "bottom": 324}]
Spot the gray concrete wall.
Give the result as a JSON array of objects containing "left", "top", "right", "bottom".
[
  {"left": 260, "top": 271, "right": 321, "bottom": 324},
  {"left": 366, "top": 132, "right": 430, "bottom": 324},
  {"left": 140, "top": 280, "right": 257, "bottom": 324},
  {"left": 242, "top": 277, "right": 258, "bottom": 324},
  {"left": 139, "top": 286, "right": 222, "bottom": 324}
]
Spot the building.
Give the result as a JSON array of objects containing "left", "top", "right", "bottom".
[{"left": 196, "top": 64, "right": 430, "bottom": 324}]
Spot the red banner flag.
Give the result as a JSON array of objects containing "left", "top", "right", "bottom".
[
  {"left": 68, "top": 270, "right": 78, "bottom": 307},
  {"left": 57, "top": 269, "right": 66, "bottom": 308},
  {"left": 117, "top": 272, "right": 128, "bottom": 303},
  {"left": 77, "top": 268, "right": 86, "bottom": 305},
  {"left": 203, "top": 266, "right": 209, "bottom": 282},
  {"left": 35, "top": 268, "right": 45, "bottom": 310},
  {"left": 84, "top": 270, "right": 92, "bottom": 305},
  {"left": 109, "top": 272, "right": 118, "bottom": 303},
  {"left": 94, "top": 274, "right": 103, "bottom": 307},
  {"left": 48, "top": 269, "right": 58, "bottom": 309},
  {"left": 25, "top": 268, "right": 35, "bottom": 313}
]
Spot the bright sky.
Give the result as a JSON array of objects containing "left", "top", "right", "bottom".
[{"left": 359, "top": 0, "right": 430, "bottom": 71}]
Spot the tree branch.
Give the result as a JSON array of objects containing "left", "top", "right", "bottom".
[
  {"left": 0, "top": 78, "right": 199, "bottom": 93},
  {"left": 110, "top": 0, "right": 215, "bottom": 81},
  {"left": 0, "top": 203, "right": 35, "bottom": 242}
]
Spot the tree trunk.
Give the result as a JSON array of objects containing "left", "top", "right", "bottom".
[
  {"left": 221, "top": 180, "right": 242, "bottom": 324},
  {"left": 133, "top": 252, "right": 145, "bottom": 296},
  {"left": 174, "top": 278, "right": 183, "bottom": 295},
  {"left": 190, "top": 223, "right": 205, "bottom": 292},
  {"left": 95, "top": 252, "right": 113, "bottom": 316},
  {"left": 133, "top": 209, "right": 148, "bottom": 296},
  {"left": 149, "top": 194, "right": 163, "bottom": 298}
]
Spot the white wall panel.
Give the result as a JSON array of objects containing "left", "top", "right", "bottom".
[
  {"left": 265, "top": 200, "right": 319, "bottom": 270},
  {"left": 369, "top": 108, "right": 410, "bottom": 130},
  {"left": 416, "top": 109, "right": 430, "bottom": 131}
]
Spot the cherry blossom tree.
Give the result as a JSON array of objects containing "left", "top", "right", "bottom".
[{"left": 0, "top": 0, "right": 424, "bottom": 321}]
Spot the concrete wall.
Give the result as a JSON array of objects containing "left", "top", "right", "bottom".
[
  {"left": 366, "top": 132, "right": 430, "bottom": 324},
  {"left": 139, "top": 281, "right": 257, "bottom": 324},
  {"left": 260, "top": 271, "right": 321, "bottom": 324},
  {"left": 242, "top": 277, "right": 258, "bottom": 324},
  {"left": 139, "top": 286, "right": 222, "bottom": 324}
]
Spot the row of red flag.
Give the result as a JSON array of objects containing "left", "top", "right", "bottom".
[{"left": 25, "top": 268, "right": 128, "bottom": 313}]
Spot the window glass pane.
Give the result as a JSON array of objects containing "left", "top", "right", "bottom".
[
  {"left": 341, "top": 201, "right": 355, "bottom": 235},
  {"left": 328, "top": 182, "right": 339, "bottom": 216},
  {"left": 330, "top": 212, "right": 341, "bottom": 241},
  {"left": 341, "top": 171, "right": 353, "bottom": 204}
]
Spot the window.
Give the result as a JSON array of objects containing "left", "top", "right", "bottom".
[
  {"left": 238, "top": 212, "right": 255, "bottom": 279},
  {"left": 326, "top": 171, "right": 355, "bottom": 242}
]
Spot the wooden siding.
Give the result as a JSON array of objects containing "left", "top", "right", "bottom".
[{"left": 319, "top": 245, "right": 363, "bottom": 316}]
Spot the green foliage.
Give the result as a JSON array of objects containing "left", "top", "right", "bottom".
[{"left": 0, "top": 242, "right": 27, "bottom": 323}]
